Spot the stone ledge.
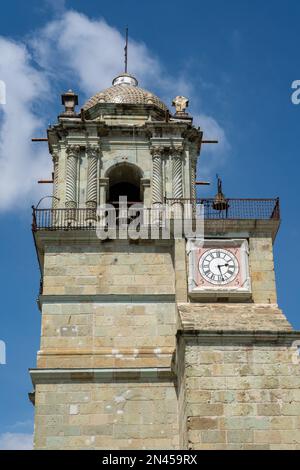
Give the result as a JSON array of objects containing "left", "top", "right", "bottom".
[
  {"left": 39, "top": 294, "right": 176, "bottom": 306},
  {"left": 177, "top": 303, "right": 292, "bottom": 332},
  {"left": 204, "top": 219, "right": 280, "bottom": 241},
  {"left": 29, "top": 367, "right": 175, "bottom": 385},
  {"left": 177, "top": 329, "right": 300, "bottom": 346}
]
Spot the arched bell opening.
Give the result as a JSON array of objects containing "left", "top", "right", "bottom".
[{"left": 105, "top": 163, "right": 143, "bottom": 207}]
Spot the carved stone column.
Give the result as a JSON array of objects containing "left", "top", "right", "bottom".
[
  {"left": 189, "top": 156, "right": 197, "bottom": 218},
  {"left": 65, "top": 144, "right": 80, "bottom": 222},
  {"left": 150, "top": 146, "right": 164, "bottom": 205},
  {"left": 172, "top": 147, "right": 183, "bottom": 200},
  {"left": 86, "top": 145, "right": 99, "bottom": 221},
  {"left": 52, "top": 152, "right": 59, "bottom": 209},
  {"left": 191, "top": 157, "right": 197, "bottom": 202},
  {"left": 171, "top": 146, "right": 184, "bottom": 220},
  {"left": 150, "top": 146, "right": 164, "bottom": 225}
]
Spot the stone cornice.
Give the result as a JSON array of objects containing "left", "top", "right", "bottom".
[
  {"left": 177, "top": 329, "right": 300, "bottom": 346},
  {"left": 29, "top": 367, "right": 175, "bottom": 385},
  {"left": 39, "top": 294, "right": 176, "bottom": 307},
  {"left": 205, "top": 219, "right": 280, "bottom": 241}
]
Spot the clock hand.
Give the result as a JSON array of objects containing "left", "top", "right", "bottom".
[{"left": 217, "top": 265, "right": 225, "bottom": 281}]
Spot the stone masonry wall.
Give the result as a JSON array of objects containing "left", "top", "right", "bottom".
[
  {"left": 34, "top": 381, "right": 178, "bottom": 449},
  {"left": 33, "top": 238, "right": 178, "bottom": 449},
  {"left": 42, "top": 240, "right": 174, "bottom": 296},
  {"left": 249, "top": 236, "right": 277, "bottom": 304},
  {"left": 38, "top": 302, "right": 176, "bottom": 369},
  {"left": 178, "top": 340, "right": 300, "bottom": 450}
]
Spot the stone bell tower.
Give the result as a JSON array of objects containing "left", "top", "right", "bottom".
[
  {"left": 30, "top": 70, "right": 300, "bottom": 450},
  {"left": 30, "top": 72, "right": 200, "bottom": 450}
]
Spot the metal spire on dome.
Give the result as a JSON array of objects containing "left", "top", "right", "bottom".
[
  {"left": 112, "top": 28, "right": 138, "bottom": 87},
  {"left": 124, "top": 27, "right": 128, "bottom": 74}
]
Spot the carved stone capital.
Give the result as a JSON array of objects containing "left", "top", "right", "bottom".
[
  {"left": 150, "top": 145, "right": 165, "bottom": 157},
  {"left": 52, "top": 152, "right": 59, "bottom": 164},
  {"left": 86, "top": 145, "right": 100, "bottom": 158},
  {"left": 171, "top": 146, "right": 184, "bottom": 158},
  {"left": 140, "top": 178, "right": 151, "bottom": 188},
  {"left": 98, "top": 177, "right": 109, "bottom": 188},
  {"left": 66, "top": 144, "right": 80, "bottom": 157}
]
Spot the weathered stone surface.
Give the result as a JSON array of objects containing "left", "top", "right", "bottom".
[
  {"left": 177, "top": 303, "right": 292, "bottom": 331},
  {"left": 177, "top": 339, "right": 300, "bottom": 450}
]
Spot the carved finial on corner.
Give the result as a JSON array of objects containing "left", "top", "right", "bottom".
[
  {"left": 61, "top": 90, "right": 78, "bottom": 116},
  {"left": 172, "top": 95, "right": 189, "bottom": 115}
]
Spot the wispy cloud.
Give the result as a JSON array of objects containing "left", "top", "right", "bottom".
[
  {"left": 0, "top": 432, "right": 33, "bottom": 450},
  {"left": 194, "top": 114, "right": 230, "bottom": 178},
  {"left": 8, "top": 419, "right": 33, "bottom": 431},
  {"left": 0, "top": 9, "right": 228, "bottom": 212}
]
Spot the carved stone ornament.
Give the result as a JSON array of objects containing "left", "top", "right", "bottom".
[
  {"left": 150, "top": 145, "right": 165, "bottom": 157},
  {"left": 52, "top": 151, "right": 59, "bottom": 163},
  {"left": 66, "top": 144, "right": 81, "bottom": 157},
  {"left": 172, "top": 95, "right": 189, "bottom": 114},
  {"left": 171, "top": 146, "right": 184, "bottom": 158},
  {"left": 86, "top": 145, "right": 100, "bottom": 158}
]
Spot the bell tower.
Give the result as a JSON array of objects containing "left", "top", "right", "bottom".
[
  {"left": 30, "top": 69, "right": 300, "bottom": 450},
  {"left": 30, "top": 72, "right": 201, "bottom": 450}
]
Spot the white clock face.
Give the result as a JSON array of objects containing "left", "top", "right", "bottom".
[{"left": 198, "top": 248, "right": 239, "bottom": 285}]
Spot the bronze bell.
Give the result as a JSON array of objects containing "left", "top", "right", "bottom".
[{"left": 212, "top": 176, "right": 229, "bottom": 211}]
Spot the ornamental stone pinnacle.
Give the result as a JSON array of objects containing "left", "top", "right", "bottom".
[{"left": 172, "top": 95, "right": 189, "bottom": 115}]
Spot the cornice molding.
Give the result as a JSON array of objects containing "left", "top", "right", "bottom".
[{"left": 29, "top": 367, "right": 175, "bottom": 385}]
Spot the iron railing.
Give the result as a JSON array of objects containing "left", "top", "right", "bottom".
[
  {"left": 32, "top": 198, "right": 280, "bottom": 231},
  {"left": 166, "top": 198, "right": 280, "bottom": 220}
]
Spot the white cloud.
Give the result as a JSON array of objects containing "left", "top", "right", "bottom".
[
  {"left": 0, "top": 432, "right": 33, "bottom": 450},
  {"left": 0, "top": 9, "right": 228, "bottom": 212},
  {"left": 194, "top": 114, "right": 230, "bottom": 178},
  {"left": 30, "top": 11, "right": 190, "bottom": 101},
  {"left": 0, "top": 38, "right": 51, "bottom": 211}
]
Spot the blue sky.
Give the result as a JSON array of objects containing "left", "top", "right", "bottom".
[{"left": 0, "top": 0, "right": 300, "bottom": 449}]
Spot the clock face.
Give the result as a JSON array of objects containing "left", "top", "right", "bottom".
[{"left": 198, "top": 248, "right": 239, "bottom": 285}]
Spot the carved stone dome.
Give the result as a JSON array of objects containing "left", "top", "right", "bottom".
[{"left": 83, "top": 73, "right": 168, "bottom": 112}]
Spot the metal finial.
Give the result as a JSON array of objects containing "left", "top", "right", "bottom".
[
  {"left": 216, "top": 174, "right": 222, "bottom": 193},
  {"left": 124, "top": 27, "right": 128, "bottom": 73},
  {"left": 212, "top": 174, "right": 229, "bottom": 212}
]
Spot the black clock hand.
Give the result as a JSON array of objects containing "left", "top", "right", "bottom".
[{"left": 217, "top": 265, "right": 225, "bottom": 281}]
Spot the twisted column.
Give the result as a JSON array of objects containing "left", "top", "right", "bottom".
[
  {"left": 52, "top": 152, "right": 59, "bottom": 209},
  {"left": 172, "top": 147, "right": 183, "bottom": 199},
  {"left": 86, "top": 145, "right": 99, "bottom": 208},
  {"left": 65, "top": 145, "right": 80, "bottom": 209},
  {"left": 150, "top": 146, "right": 164, "bottom": 205},
  {"left": 191, "top": 157, "right": 197, "bottom": 201},
  {"left": 86, "top": 145, "right": 99, "bottom": 222},
  {"left": 190, "top": 157, "right": 197, "bottom": 218}
]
